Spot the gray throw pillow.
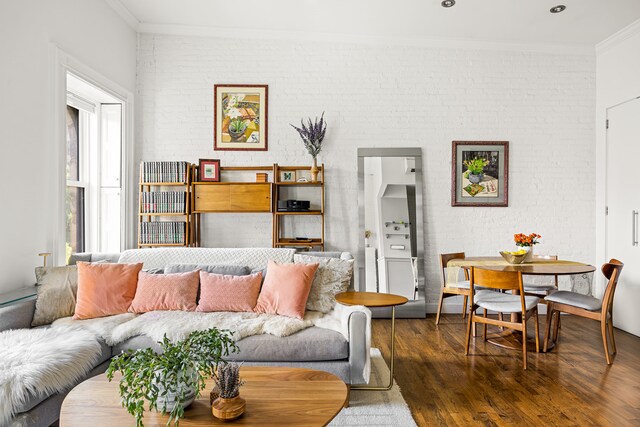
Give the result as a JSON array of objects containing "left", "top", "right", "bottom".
[
  {"left": 164, "top": 264, "right": 250, "bottom": 276},
  {"left": 32, "top": 265, "right": 78, "bottom": 326},
  {"left": 293, "top": 254, "right": 354, "bottom": 313}
]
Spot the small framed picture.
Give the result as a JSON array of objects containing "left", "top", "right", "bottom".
[
  {"left": 199, "top": 159, "right": 221, "bottom": 182},
  {"left": 280, "top": 170, "right": 296, "bottom": 182}
]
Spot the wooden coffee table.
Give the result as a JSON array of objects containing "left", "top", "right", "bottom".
[{"left": 60, "top": 366, "right": 347, "bottom": 426}]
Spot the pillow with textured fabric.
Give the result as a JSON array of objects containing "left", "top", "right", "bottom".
[
  {"left": 164, "top": 264, "right": 250, "bottom": 276},
  {"left": 73, "top": 262, "right": 143, "bottom": 320},
  {"left": 254, "top": 261, "right": 319, "bottom": 319},
  {"left": 32, "top": 266, "right": 78, "bottom": 326},
  {"left": 197, "top": 271, "right": 262, "bottom": 312},
  {"left": 129, "top": 271, "right": 199, "bottom": 313},
  {"left": 293, "top": 254, "right": 354, "bottom": 313}
]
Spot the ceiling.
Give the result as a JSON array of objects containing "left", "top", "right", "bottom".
[{"left": 112, "top": 0, "right": 640, "bottom": 48}]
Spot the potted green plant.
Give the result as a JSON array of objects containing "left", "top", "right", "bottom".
[
  {"left": 106, "top": 328, "right": 238, "bottom": 427},
  {"left": 228, "top": 117, "right": 248, "bottom": 141},
  {"left": 211, "top": 362, "right": 245, "bottom": 420},
  {"left": 463, "top": 156, "right": 489, "bottom": 184},
  {"left": 290, "top": 112, "right": 327, "bottom": 182}
]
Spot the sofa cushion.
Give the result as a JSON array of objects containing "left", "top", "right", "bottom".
[
  {"left": 254, "top": 261, "right": 319, "bottom": 320},
  {"left": 73, "top": 262, "right": 143, "bottom": 320},
  {"left": 32, "top": 266, "right": 78, "bottom": 326},
  {"left": 129, "top": 271, "right": 200, "bottom": 313},
  {"left": 165, "top": 263, "right": 250, "bottom": 276},
  {"left": 197, "top": 271, "right": 262, "bottom": 312},
  {"left": 294, "top": 254, "right": 354, "bottom": 313},
  {"left": 112, "top": 327, "right": 348, "bottom": 362}
]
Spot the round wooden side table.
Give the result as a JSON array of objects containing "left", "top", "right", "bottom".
[{"left": 335, "top": 291, "right": 408, "bottom": 391}]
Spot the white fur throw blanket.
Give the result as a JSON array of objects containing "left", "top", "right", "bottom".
[
  {"left": 0, "top": 327, "right": 102, "bottom": 425},
  {"left": 52, "top": 310, "right": 326, "bottom": 345}
]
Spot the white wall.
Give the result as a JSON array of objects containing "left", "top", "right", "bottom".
[
  {"left": 137, "top": 34, "right": 596, "bottom": 309},
  {"left": 0, "top": 0, "right": 136, "bottom": 293}
]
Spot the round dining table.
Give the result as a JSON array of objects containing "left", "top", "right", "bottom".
[{"left": 446, "top": 256, "right": 596, "bottom": 351}]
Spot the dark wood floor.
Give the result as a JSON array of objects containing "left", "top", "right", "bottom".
[{"left": 371, "top": 314, "right": 640, "bottom": 427}]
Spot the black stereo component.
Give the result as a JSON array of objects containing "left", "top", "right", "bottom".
[{"left": 277, "top": 200, "right": 311, "bottom": 211}]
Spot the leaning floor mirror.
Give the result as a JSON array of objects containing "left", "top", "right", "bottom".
[{"left": 358, "top": 148, "right": 426, "bottom": 318}]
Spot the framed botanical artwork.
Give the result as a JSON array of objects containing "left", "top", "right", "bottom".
[
  {"left": 214, "top": 84, "right": 268, "bottom": 151},
  {"left": 279, "top": 170, "right": 296, "bottom": 182},
  {"left": 199, "top": 159, "right": 221, "bottom": 182},
  {"left": 451, "top": 141, "right": 509, "bottom": 207}
]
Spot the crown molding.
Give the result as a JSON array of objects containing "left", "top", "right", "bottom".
[
  {"left": 596, "top": 18, "right": 640, "bottom": 55},
  {"left": 138, "top": 23, "right": 593, "bottom": 55},
  {"left": 104, "top": 0, "right": 139, "bottom": 31}
]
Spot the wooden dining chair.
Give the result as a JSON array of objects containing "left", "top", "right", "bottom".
[
  {"left": 436, "top": 252, "right": 470, "bottom": 325},
  {"left": 465, "top": 267, "right": 540, "bottom": 370},
  {"left": 543, "top": 259, "right": 624, "bottom": 365}
]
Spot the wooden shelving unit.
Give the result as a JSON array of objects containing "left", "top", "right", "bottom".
[
  {"left": 273, "top": 164, "right": 325, "bottom": 251},
  {"left": 188, "top": 163, "right": 325, "bottom": 250},
  {"left": 138, "top": 162, "right": 194, "bottom": 248}
]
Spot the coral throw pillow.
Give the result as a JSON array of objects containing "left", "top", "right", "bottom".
[
  {"left": 254, "top": 261, "right": 319, "bottom": 319},
  {"left": 197, "top": 271, "right": 263, "bottom": 312},
  {"left": 74, "top": 262, "right": 143, "bottom": 320},
  {"left": 129, "top": 271, "right": 200, "bottom": 313}
]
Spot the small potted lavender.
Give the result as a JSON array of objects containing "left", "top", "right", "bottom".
[
  {"left": 290, "top": 112, "right": 327, "bottom": 182},
  {"left": 211, "top": 362, "right": 245, "bottom": 420}
]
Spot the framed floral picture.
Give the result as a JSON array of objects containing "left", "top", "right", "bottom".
[
  {"left": 451, "top": 141, "right": 509, "bottom": 207},
  {"left": 214, "top": 84, "right": 268, "bottom": 151},
  {"left": 199, "top": 159, "right": 220, "bottom": 182}
]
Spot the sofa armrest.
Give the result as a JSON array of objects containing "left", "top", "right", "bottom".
[
  {"left": 0, "top": 299, "right": 35, "bottom": 332},
  {"left": 347, "top": 309, "right": 371, "bottom": 385}
]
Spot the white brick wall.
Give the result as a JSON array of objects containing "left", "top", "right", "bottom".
[{"left": 136, "top": 34, "right": 596, "bottom": 308}]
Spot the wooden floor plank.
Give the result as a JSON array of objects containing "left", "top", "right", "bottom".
[{"left": 372, "top": 314, "right": 640, "bottom": 427}]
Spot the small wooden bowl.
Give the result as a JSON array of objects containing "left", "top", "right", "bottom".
[{"left": 500, "top": 251, "right": 528, "bottom": 264}]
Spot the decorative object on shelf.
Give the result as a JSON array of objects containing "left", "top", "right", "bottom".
[
  {"left": 211, "top": 362, "right": 246, "bottom": 421},
  {"left": 451, "top": 141, "right": 509, "bottom": 207},
  {"left": 514, "top": 232, "right": 541, "bottom": 262},
  {"left": 280, "top": 170, "right": 296, "bottom": 182},
  {"left": 214, "top": 84, "right": 268, "bottom": 151},
  {"left": 198, "top": 159, "right": 221, "bottom": 182},
  {"left": 290, "top": 112, "right": 326, "bottom": 182},
  {"left": 255, "top": 172, "right": 268, "bottom": 182},
  {"left": 106, "top": 328, "right": 238, "bottom": 427}
]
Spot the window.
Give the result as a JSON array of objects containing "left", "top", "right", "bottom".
[{"left": 65, "top": 73, "right": 123, "bottom": 261}]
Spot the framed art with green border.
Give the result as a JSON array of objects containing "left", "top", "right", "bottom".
[
  {"left": 451, "top": 141, "right": 509, "bottom": 207},
  {"left": 214, "top": 84, "right": 268, "bottom": 151}
]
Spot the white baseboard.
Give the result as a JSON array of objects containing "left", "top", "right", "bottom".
[{"left": 426, "top": 301, "right": 549, "bottom": 315}]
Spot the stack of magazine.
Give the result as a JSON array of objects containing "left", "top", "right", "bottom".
[
  {"left": 139, "top": 222, "right": 186, "bottom": 245},
  {"left": 140, "top": 161, "right": 189, "bottom": 183},
  {"left": 140, "top": 192, "right": 186, "bottom": 213}
]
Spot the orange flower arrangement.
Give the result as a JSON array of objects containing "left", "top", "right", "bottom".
[{"left": 514, "top": 233, "right": 541, "bottom": 247}]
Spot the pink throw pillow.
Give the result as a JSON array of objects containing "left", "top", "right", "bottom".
[
  {"left": 129, "top": 271, "right": 199, "bottom": 313},
  {"left": 196, "top": 271, "right": 263, "bottom": 312},
  {"left": 74, "top": 262, "right": 143, "bottom": 320},
  {"left": 254, "top": 261, "right": 319, "bottom": 319}
]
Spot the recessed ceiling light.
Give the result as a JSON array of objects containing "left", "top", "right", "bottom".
[
  {"left": 441, "top": 0, "right": 455, "bottom": 8},
  {"left": 550, "top": 5, "right": 566, "bottom": 13}
]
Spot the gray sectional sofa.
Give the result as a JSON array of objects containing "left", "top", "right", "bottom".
[{"left": 0, "top": 248, "right": 369, "bottom": 427}]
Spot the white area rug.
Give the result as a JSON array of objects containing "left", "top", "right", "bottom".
[{"left": 329, "top": 349, "right": 417, "bottom": 427}]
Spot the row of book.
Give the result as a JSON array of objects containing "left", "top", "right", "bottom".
[
  {"left": 140, "top": 192, "right": 187, "bottom": 214},
  {"left": 139, "top": 222, "right": 186, "bottom": 245},
  {"left": 140, "top": 161, "right": 190, "bottom": 183}
]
